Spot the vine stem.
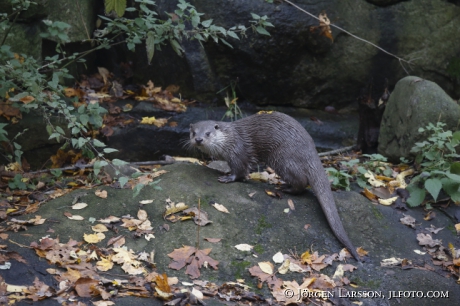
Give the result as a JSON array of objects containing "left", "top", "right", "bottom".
[{"left": 283, "top": 0, "right": 411, "bottom": 73}]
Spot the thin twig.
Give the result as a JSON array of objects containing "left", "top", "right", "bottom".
[
  {"left": 318, "top": 145, "right": 354, "bottom": 157},
  {"left": 283, "top": 0, "right": 411, "bottom": 71},
  {"left": 26, "top": 160, "right": 176, "bottom": 175},
  {"left": 0, "top": 11, "right": 20, "bottom": 46},
  {"left": 9, "top": 239, "right": 33, "bottom": 249},
  {"left": 75, "top": 0, "right": 91, "bottom": 40}
]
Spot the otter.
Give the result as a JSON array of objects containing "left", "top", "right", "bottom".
[{"left": 189, "top": 111, "right": 360, "bottom": 261}]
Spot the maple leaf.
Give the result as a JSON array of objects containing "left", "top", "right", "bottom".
[
  {"left": 400, "top": 214, "right": 417, "bottom": 228},
  {"left": 167, "top": 246, "right": 219, "bottom": 279},
  {"left": 154, "top": 273, "right": 171, "bottom": 293},
  {"left": 417, "top": 233, "right": 442, "bottom": 248},
  {"left": 96, "top": 256, "right": 114, "bottom": 272},
  {"left": 74, "top": 277, "right": 100, "bottom": 297}
]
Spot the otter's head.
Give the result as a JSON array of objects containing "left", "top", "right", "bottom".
[{"left": 189, "top": 121, "right": 227, "bottom": 155}]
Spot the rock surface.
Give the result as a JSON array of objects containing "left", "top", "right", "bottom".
[
  {"left": 378, "top": 76, "right": 460, "bottom": 161},
  {"left": 139, "top": 0, "right": 460, "bottom": 108},
  {"left": 2, "top": 163, "right": 460, "bottom": 305}
]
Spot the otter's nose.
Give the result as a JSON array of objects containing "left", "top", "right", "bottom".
[{"left": 195, "top": 138, "right": 203, "bottom": 144}]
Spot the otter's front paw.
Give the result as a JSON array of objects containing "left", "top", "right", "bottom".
[{"left": 218, "top": 174, "right": 237, "bottom": 183}]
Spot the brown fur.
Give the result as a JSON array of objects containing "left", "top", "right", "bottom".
[{"left": 190, "top": 111, "right": 360, "bottom": 261}]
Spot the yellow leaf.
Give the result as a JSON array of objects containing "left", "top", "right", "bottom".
[
  {"left": 92, "top": 224, "right": 109, "bottom": 233},
  {"left": 277, "top": 259, "right": 290, "bottom": 275},
  {"left": 140, "top": 116, "right": 156, "bottom": 124},
  {"left": 84, "top": 232, "right": 105, "bottom": 243},
  {"left": 378, "top": 196, "right": 398, "bottom": 206},
  {"left": 96, "top": 256, "right": 114, "bottom": 271},
  {"left": 258, "top": 261, "right": 274, "bottom": 275}
]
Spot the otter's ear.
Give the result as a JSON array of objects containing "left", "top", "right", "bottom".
[
  {"left": 189, "top": 124, "right": 193, "bottom": 130},
  {"left": 214, "top": 124, "right": 219, "bottom": 130}
]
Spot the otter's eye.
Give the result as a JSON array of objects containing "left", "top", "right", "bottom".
[
  {"left": 192, "top": 131, "right": 196, "bottom": 137},
  {"left": 214, "top": 124, "right": 219, "bottom": 130},
  {"left": 205, "top": 132, "right": 211, "bottom": 137}
]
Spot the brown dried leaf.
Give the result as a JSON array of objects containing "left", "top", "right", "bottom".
[
  {"left": 400, "top": 214, "right": 416, "bottom": 228},
  {"left": 95, "top": 189, "right": 107, "bottom": 199},
  {"left": 204, "top": 237, "right": 222, "bottom": 243},
  {"left": 417, "top": 233, "right": 442, "bottom": 248},
  {"left": 74, "top": 277, "right": 99, "bottom": 297}
]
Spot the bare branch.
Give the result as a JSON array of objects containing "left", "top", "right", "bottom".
[{"left": 283, "top": 0, "right": 412, "bottom": 69}]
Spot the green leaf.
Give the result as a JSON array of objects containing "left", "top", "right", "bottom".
[
  {"left": 250, "top": 13, "right": 261, "bottom": 20},
  {"left": 146, "top": 31, "right": 155, "bottom": 64},
  {"left": 406, "top": 186, "right": 426, "bottom": 207},
  {"left": 119, "top": 176, "right": 129, "bottom": 188},
  {"left": 92, "top": 139, "right": 106, "bottom": 147},
  {"left": 112, "top": 159, "right": 128, "bottom": 166},
  {"left": 105, "top": 0, "right": 126, "bottom": 17},
  {"left": 55, "top": 126, "right": 65, "bottom": 135},
  {"left": 450, "top": 162, "right": 460, "bottom": 175},
  {"left": 103, "top": 148, "right": 118, "bottom": 154},
  {"left": 256, "top": 26, "right": 270, "bottom": 36},
  {"left": 93, "top": 160, "right": 108, "bottom": 176},
  {"left": 133, "top": 183, "right": 145, "bottom": 197},
  {"left": 226, "top": 30, "right": 239, "bottom": 40},
  {"left": 424, "top": 178, "right": 442, "bottom": 201},
  {"left": 441, "top": 178, "right": 460, "bottom": 202},
  {"left": 445, "top": 172, "right": 460, "bottom": 182},
  {"left": 170, "top": 39, "right": 184, "bottom": 56},
  {"left": 79, "top": 114, "right": 89, "bottom": 127},
  {"left": 201, "top": 19, "right": 213, "bottom": 27}
]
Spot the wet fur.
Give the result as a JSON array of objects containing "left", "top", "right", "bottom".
[{"left": 189, "top": 112, "right": 360, "bottom": 260}]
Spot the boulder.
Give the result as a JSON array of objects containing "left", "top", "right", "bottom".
[{"left": 378, "top": 76, "right": 460, "bottom": 161}]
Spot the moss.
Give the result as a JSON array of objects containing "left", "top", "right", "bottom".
[
  {"left": 255, "top": 216, "right": 272, "bottom": 235},
  {"left": 231, "top": 260, "right": 252, "bottom": 279},
  {"left": 351, "top": 277, "right": 381, "bottom": 289},
  {"left": 370, "top": 205, "right": 384, "bottom": 220},
  {"left": 253, "top": 244, "right": 264, "bottom": 254},
  {"left": 447, "top": 224, "right": 456, "bottom": 235}
]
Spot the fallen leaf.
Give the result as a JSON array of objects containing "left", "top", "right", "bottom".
[
  {"left": 379, "top": 196, "right": 398, "bottom": 206},
  {"left": 211, "top": 203, "right": 229, "bottom": 213},
  {"left": 272, "top": 252, "right": 284, "bottom": 264},
  {"left": 72, "top": 203, "right": 88, "bottom": 210},
  {"left": 400, "top": 214, "right": 416, "bottom": 228},
  {"left": 417, "top": 233, "right": 442, "bottom": 248},
  {"left": 84, "top": 232, "right": 105, "bottom": 243},
  {"left": 235, "top": 244, "right": 253, "bottom": 252},
  {"left": 75, "top": 277, "right": 100, "bottom": 297},
  {"left": 98, "top": 216, "right": 121, "bottom": 223},
  {"left": 91, "top": 224, "right": 108, "bottom": 233},
  {"left": 380, "top": 257, "right": 403, "bottom": 267},
  {"left": 96, "top": 256, "right": 114, "bottom": 271},
  {"left": 277, "top": 259, "right": 290, "bottom": 275},
  {"left": 95, "top": 190, "right": 107, "bottom": 199},
  {"left": 204, "top": 238, "right": 222, "bottom": 243},
  {"left": 287, "top": 199, "right": 295, "bottom": 210},
  {"left": 258, "top": 261, "right": 274, "bottom": 275},
  {"left": 64, "top": 212, "right": 84, "bottom": 221}
]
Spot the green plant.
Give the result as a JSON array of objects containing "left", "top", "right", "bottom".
[
  {"left": 0, "top": 0, "right": 273, "bottom": 189},
  {"left": 355, "top": 154, "right": 393, "bottom": 189},
  {"left": 406, "top": 122, "right": 460, "bottom": 207},
  {"left": 217, "top": 79, "right": 244, "bottom": 121},
  {"left": 8, "top": 173, "right": 28, "bottom": 190},
  {"left": 326, "top": 166, "right": 353, "bottom": 191}
]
